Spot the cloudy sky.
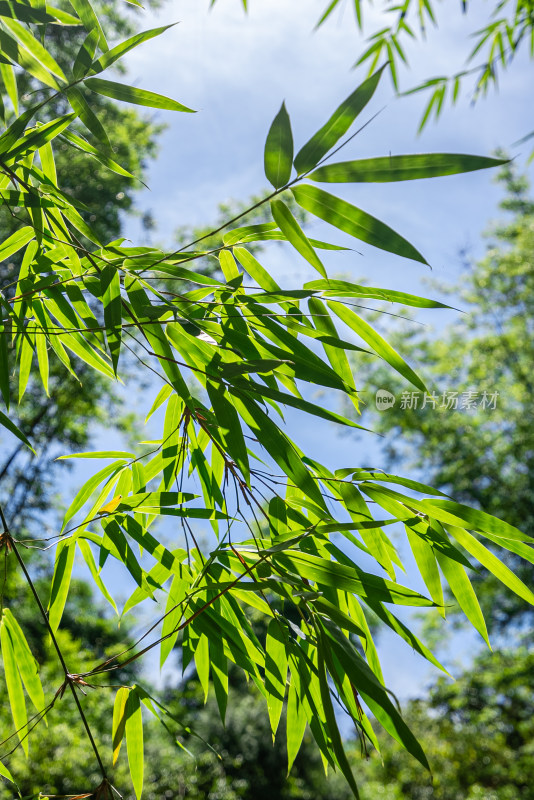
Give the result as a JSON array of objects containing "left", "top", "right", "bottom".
[{"left": 98, "top": 0, "right": 532, "bottom": 696}]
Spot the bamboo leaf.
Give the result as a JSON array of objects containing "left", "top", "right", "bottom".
[
  {"left": 270, "top": 198, "right": 326, "bottom": 276},
  {"left": 61, "top": 460, "right": 126, "bottom": 531},
  {"left": 48, "top": 540, "right": 76, "bottom": 633},
  {"left": 2, "top": 17, "right": 66, "bottom": 81},
  {"left": 294, "top": 65, "right": 386, "bottom": 175},
  {"left": 292, "top": 184, "right": 428, "bottom": 264},
  {"left": 125, "top": 689, "right": 144, "bottom": 799},
  {"left": 100, "top": 264, "right": 121, "bottom": 374},
  {"left": 276, "top": 550, "right": 434, "bottom": 606},
  {"left": 265, "top": 618, "right": 288, "bottom": 738},
  {"left": 309, "top": 153, "right": 509, "bottom": 183},
  {"left": 0, "top": 407, "right": 35, "bottom": 452},
  {"left": 84, "top": 77, "right": 195, "bottom": 112},
  {"left": 4, "top": 609, "right": 46, "bottom": 715},
  {"left": 446, "top": 526, "right": 534, "bottom": 607},
  {"left": 66, "top": 86, "right": 111, "bottom": 149},
  {"left": 0, "top": 621, "right": 28, "bottom": 756},
  {"left": 90, "top": 24, "right": 176, "bottom": 74},
  {"left": 68, "top": 0, "right": 108, "bottom": 51},
  {"left": 112, "top": 686, "right": 129, "bottom": 765},
  {"left": 286, "top": 676, "right": 306, "bottom": 774},
  {"left": 328, "top": 300, "right": 427, "bottom": 390},
  {"left": 436, "top": 551, "right": 490, "bottom": 645},
  {"left": 264, "top": 101, "right": 293, "bottom": 188},
  {"left": 78, "top": 538, "right": 118, "bottom": 613}
]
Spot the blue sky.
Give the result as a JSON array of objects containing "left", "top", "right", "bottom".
[{"left": 81, "top": 0, "right": 532, "bottom": 698}]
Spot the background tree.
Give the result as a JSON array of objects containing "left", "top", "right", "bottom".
[{"left": 356, "top": 646, "right": 534, "bottom": 800}]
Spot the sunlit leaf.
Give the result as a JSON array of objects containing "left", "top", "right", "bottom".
[
  {"left": 264, "top": 102, "right": 293, "bottom": 188},
  {"left": 292, "top": 185, "right": 428, "bottom": 264},
  {"left": 84, "top": 77, "right": 195, "bottom": 112},
  {"left": 293, "top": 65, "right": 386, "bottom": 175}
]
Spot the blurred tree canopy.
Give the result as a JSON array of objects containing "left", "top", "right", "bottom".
[{"left": 357, "top": 647, "right": 534, "bottom": 800}]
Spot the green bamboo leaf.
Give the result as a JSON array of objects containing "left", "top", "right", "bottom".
[
  {"left": 264, "top": 101, "right": 293, "bottom": 188},
  {"left": 405, "top": 524, "right": 444, "bottom": 611},
  {"left": 224, "top": 223, "right": 346, "bottom": 250},
  {"left": 436, "top": 551, "right": 490, "bottom": 645},
  {"left": 338, "top": 468, "right": 449, "bottom": 497},
  {"left": 72, "top": 28, "right": 99, "bottom": 79},
  {"left": 194, "top": 634, "right": 210, "bottom": 703},
  {"left": 0, "top": 226, "right": 34, "bottom": 261},
  {"left": 112, "top": 686, "right": 129, "bottom": 765},
  {"left": 0, "top": 308, "right": 9, "bottom": 408},
  {"left": 61, "top": 460, "right": 126, "bottom": 531},
  {"left": 0, "top": 621, "right": 28, "bottom": 755},
  {"left": 100, "top": 264, "right": 121, "bottom": 374},
  {"left": 206, "top": 380, "right": 250, "bottom": 482},
  {"left": 78, "top": 538, "right": 117, "bottom": 613},
  {"left": 481, "top": 533, "right": 534, "bottom": 565},
  {"left": 125, "top": 689, "right": 144, "bottom": 799},
  {"left": 160, "top": 574, "right": 188, "bottom": 668},
  {"left": 328, "top": 300, "right": 427, "bottom": 390},
  {"left": 58, "top": 450, "right": 135, "bottom": 460},
  {"left": 309, "top": 153, "right": 508, "bottom": 183},
  {"left": 316, "top": 0, "right": 343, "bottom": 27},
  {"left": 307, "top": 296, "right": 358, "bottom": 401},
  {"left": 101, "top": 518, "right": 149, "bottom": 592},
  {"left": 292, "top": 184, "right": 428, "bottom": 264},
  {"left": 61, "top": 130, "right": 136, "bottom": 179},
  {"left": 68, "top": 0, "right": 108, "bottom": 51},
  {"left": 0, "top": 407, "right": 35, "bottom": 452},
  {"left": 265, "top": 618, "right": 288, "bottom": 738},
  {"left": 2, "top": 17, "right": 66, "bottom": 81},
  {"left": 0, "top": 758, "right": 13, "bottom": 782},
  {"left": 0, "top": 62, "right": 18, "bottom": 115},
  {"left": 219, "top": 248, "right": 240, "bottom": 280},
  {"left": 0, "top": 28, "right": 60, "bottom": 88},
  {"left": 0, "top": 105, "right": 40, "bottom": 155},
  {"left": 231, "top": 380, "right": 365, "bottom": 429},
  {"left": 211, "top": 639, "right": 228, "bottom": 724},
  {"left": 66, "top": 86, "right": 111, "bottom": 149},
  {"left": 4, "top": 609, "right": 46, "bottom": 715},
  {"left": 47, "top": 5, "right": 82, "bottom": 24},
  {"left": 233, "top": 246, "right": 280, "bottom": 291},
  {"left": 48, "top": 540, "right": 76, "bottom": 633},
  {"left": 60, "top": 204, "right": 101, "bottom": 244},
  {"left": 316, "top": 640, "right": 360, "bottom": 799},
  {"left": 270, "top": 198, "right": 326, "bottom": 276},
  {"left": 420, "top": 498, "right": 530, "bottom": 542},
  {"left": 324, "top": 620, "right": 429, "bottom": 769},
  {"left": 230, "top": 391, "right": 328, "bottom": 511},
  {"left": 293, "top": 65, "right": 386, "bottom": 175},
  {"left": 446, "top": 526, "right": 534, "bottom": 607},
  {"left": 18, "top": 324, "right": 33, "bottom": 403},
  {"left": 303, "top": 278, "right": 450, "bottom": 307},
  {"left": 286, "top": 676, "right": 306, "bottom": 774},
  {"left": 224, "top": 222, "right": 279, "bottom": 247},
  {"left": 39, "top": 139, "right": 57, "bottom": 184},
  {"left": 90, "top": 24, "right": 176, "bottom": 74},
  {"left": 276, "top": 550, "right": 434, "bottom": 606},
  {"left": 84, "top": 77, "right": 195, "bottom": 112},
  {"left": 364, "top": 599, "right": 448, "bottom": 673}
]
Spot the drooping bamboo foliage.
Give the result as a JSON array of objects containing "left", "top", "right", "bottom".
[{"left": 0, "top": 5, "right": 531, "bottom": 799}]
